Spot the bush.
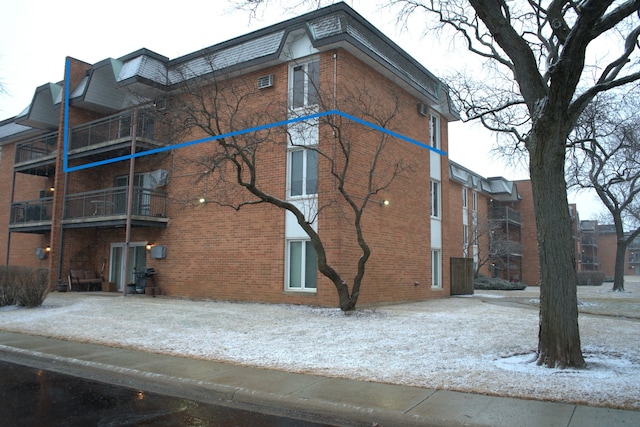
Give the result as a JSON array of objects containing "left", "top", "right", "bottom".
[
  {"left": 0, "top": 266, "right": 50, "bottom": 308},
  {"left": 577, "top": 271, "right": 606, "bottom": 286},
  {"left": 474, "top": 275, "right": 527, "bottom": 291}
]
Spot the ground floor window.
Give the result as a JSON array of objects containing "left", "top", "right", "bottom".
[
  {"left": 432, "top": 249, "right": 441, "bottom": 288},
  {"left": 287, "top": 240, "right": 317, "bottom": 291}
]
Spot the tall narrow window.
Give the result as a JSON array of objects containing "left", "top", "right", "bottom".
[
  {"left": 430, "top": 113, "right": 440, "bottom": 150},
  {"left": 463, "top": 224, "right": 469, "bottom": 257},
  {"left": 291, "top": 59, "right": 319, "bottom": 109},
  {"left": 472, "top": 191, "right": 477, "bottom": 211},
  {"left": 431, "top": 250, "right": 441, "bottom": 288},
  {"left": 462, "top": 188, "right": 468, "bottom": 209},
  {"left": 289, "top": 149, "right": 318, "bottom": 197},
  {"left": 430, "top": 180, "right": 440, "bottom": 218},
  {"left": 287, "top": 240, "right": 317, "bottom": 290}
]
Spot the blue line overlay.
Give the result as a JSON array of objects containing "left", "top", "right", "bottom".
[{"left": 63, "top": 108, "right": 446, "bottom": 173}]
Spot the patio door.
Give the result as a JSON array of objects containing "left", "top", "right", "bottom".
[{"left": 109, "top": 243, "right": 147, "bottom": 291}]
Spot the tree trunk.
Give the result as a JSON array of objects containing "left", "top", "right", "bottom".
[
  {"left": 529, "top": 122, "right": 585, "bottom": 369},
  {"left": 612, "top": 238, "right": 627, "bottom": 292}
]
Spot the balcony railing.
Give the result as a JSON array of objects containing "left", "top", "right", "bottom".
[
  {"left": 10, "top": 198, "right": 53, "bottom": 225},
  {"left": 489, "top": 206, "right": 521, "bottom": 224},
  {"left": 490, "top": 240, "right": 522, "bottom": 256},
  {"left": 581, "top": 237, "right": 598, "bottom": 246},
  {"left": 64, "top": 186, "right": 167, "bottom": 220},
  {"left": 69, "top": 109, "right": 159, "bottom": 151},
  {"left": 14, "top": 132, "right": 58, "bottom": 165}
]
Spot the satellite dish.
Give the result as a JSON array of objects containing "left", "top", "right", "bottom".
[{"left": 35, "top": 248, "right": 47, "bottom": 259}]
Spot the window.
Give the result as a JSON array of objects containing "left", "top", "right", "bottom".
[
  {"left": 430, "top": 180, "right": 440, "bottom": 218},
  {"left": 472, "top": 191, "right": 477, "bottom": 211},
  {"left": 431, "top": 250, "right": 441, "bottom": 288},
  {"left": 289, "top": 149, "right": 318, "bottom": 197},
  {"left": 287, "top": 240, "right": 317, "bottom": 290},
  {"left": 462, "top": 188, "right": 468, "bottom": 209},
  {"left": 291, "top": 59, "right": 319, "bottom": 109},
  {"left": 430, "top": 113, "right": 440, "bottom": 150}
]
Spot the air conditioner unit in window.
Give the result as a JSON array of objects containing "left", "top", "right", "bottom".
[
  {"left": 417, "top": 103, "right": 429, "bottom": 117},
  {"left": 154, "top": 98, "right": 167, "bottom": 111},
  {"left": 257, "top": 74, "right": 274, "bottom": 89}
]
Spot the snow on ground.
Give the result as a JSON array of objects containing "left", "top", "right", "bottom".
[{"left": 1, "top": 279, "right": 639, "bottom": 410}]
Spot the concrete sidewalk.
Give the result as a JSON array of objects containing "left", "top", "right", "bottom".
[{"left": 0, "top": 330, "right": 638, "bottom": 427}]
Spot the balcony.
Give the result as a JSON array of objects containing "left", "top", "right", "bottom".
[
  {"left": 490, "top": 240, "right": 522, "bottom": 257},
  {"left": 14, "top": 132, "right": 58, "bottom": 176},
  {"left": 68, "top": 109, "right": 164, "bottom": 162},
  {"left": 9, "top": 187, "right": 168, "bottom": 233},
  {"left": 63, "top": 186, "right": 168, "bottom": 228},
  {"left": 581, "top": 236, "right": 598, "bottom": 246},
  {"left": 9, "top": 198, "right": 53, "bottom": 233},
  {"left": 489, "top": 206, "right": 521, "bottom": 225}
]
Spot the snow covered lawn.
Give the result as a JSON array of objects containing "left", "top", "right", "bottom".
[{"left": 1, "top": 280, "right": 639, "bottom": 410}]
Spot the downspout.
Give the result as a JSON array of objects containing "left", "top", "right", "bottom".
[
  {"left": 56, "top": 172, "right": 69, "bottom": 284},
  {"left": 122, "top": 108, "right": 138, "bottom": 297},
  {"left": 5, "top": 170, "right": 17, "bottom": 265}
]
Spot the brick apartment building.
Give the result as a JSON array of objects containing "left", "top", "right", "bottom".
[
  {"left": 2, "top": 3, "right": 628, "bottom": 309},
  {"left": 0, "top": 3, "right": 465, "bottom": 307}
]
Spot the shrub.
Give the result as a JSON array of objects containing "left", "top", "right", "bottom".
[
  {"left": 0, "top": 266, "right": 50, "bottom": 308},
  {"left": 474, "top": 274, "right": 527, "bottom": 291},
  {"left": 577, "top": 271, "right": 606, "bottom": 286}
]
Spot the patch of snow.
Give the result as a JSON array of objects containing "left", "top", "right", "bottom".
[{"left": 0, "top": 282, "right": 639, "bottom": 410}]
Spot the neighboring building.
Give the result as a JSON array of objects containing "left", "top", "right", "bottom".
[{"left": 0, "top": 3, "right": 462, "bottom": 306}]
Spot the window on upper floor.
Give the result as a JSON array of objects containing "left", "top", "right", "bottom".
[
  {"left": 472, "top": 191, "right": 478, "bottom": 211},
  {"left": 430, "top": 180, "right": 440, "bottom": 218},
  {"left": 290, "top": 59, "right": 319, "bottom": 110},
  {"left": 430, "top": 113, "right": 440, "bottom": 150},
  {"left": 289, "top": 148, "right": 318, "bottom": 198},
  {"left": 462, "top": 188, "right": 468, "bottom": 209}
]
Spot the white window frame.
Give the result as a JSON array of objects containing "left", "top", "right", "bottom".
[
  {"left": 288, "top": 148, "right": 318, "bottom": 198},
  {"left": 430, "top": 113, "right": 440, "bottom": 150},
  {"left": 462, "top": 188, "right": 468, "bottom": 209},
  {"left": 285, "top": 239, "right": 317, "bottom": 292},
  {"left": 430, "top": 180, "right": 441, "bottom": 218},
  {"left": 289, "top": 58, "right": 319, "bottom": 110},
  {"left": 431, "top": 249, "right": 442, "bottom": 288}
]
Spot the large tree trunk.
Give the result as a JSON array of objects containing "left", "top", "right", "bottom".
[
  {"left": 529, "top": 121, "right": 586, "bottom": 369},
  {"left": 612, "top": 236, "right": 627, "bottom": 292}
]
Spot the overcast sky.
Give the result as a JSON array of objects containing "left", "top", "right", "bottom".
[{"left": 0, "top": 0, "right": 605, "bottom": 219}]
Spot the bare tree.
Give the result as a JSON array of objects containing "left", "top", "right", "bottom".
[
  {"left": 384, "top": 0, "right": 640, "bottom": 368},
  {"left": 567, "top": 91, "right": 640, "bottom": 292},
  {"left": 163, "top": 59, "right": 415, "bottom": 311}
]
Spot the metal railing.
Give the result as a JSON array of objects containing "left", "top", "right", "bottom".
[
  {"left": 14, "top": 132, "right": 58, "bottom": 165},
  {"left": 64, "top": 186, "right": 167, "bottom": 220},
  {"left": 489, "top": 206, "right": 521, "bottom": 224},
  {"left": 10, "top": 198, "right": 54, "bottom": 225},
  {"left": 69, "top": 109, "right": 159, "bottom": 151},
  {"left": 581, "top": 237, "right": 598, "bottom": 246}
]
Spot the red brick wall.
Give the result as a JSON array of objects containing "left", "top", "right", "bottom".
[
  {"left": 597, "top": 231, "right": 617, "bottom": 277},
  {"left": 0, "top": 140, "right": 52, "bottom": 268},
  {"left": 514, "top": 180, "right": 540, "bottom": 285}
]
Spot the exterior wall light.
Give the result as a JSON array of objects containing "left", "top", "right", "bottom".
[
  {"left": 199, "top": 197, "right": 206, "bottom": 204},
  {"left": 380, "top": 199, "right": 390, "bottom": 206},
  {"left": 146, "top": 243, "right": 153, "bottom": 251},
  {"left": 45, "top": 246, "right": 51, "bottom": 252}
]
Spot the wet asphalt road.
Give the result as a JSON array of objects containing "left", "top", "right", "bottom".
[{"left": 0, "top": 361, "right": 336, "bottom": 426}]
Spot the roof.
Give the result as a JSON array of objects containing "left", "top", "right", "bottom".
[
  {"left": 449, "top": 160, "right": 521, "bottom": 200},
  {"left": 0, "top": 2, "right": 458, "bottom": 138}
]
